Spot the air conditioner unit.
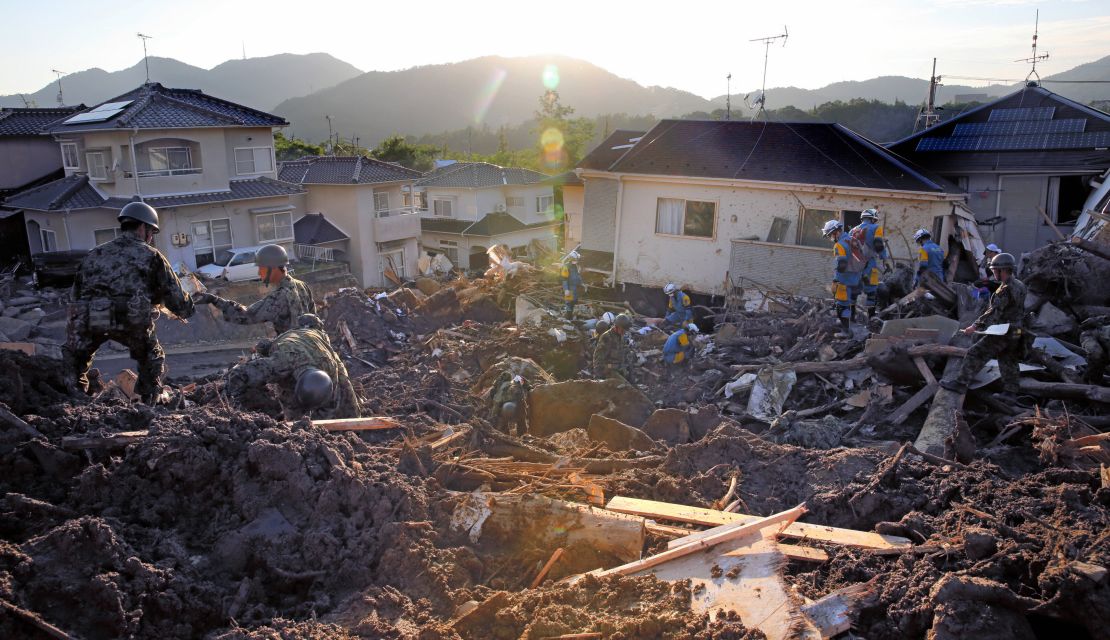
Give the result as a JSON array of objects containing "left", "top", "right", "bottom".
[{"left": 494, "top": 203, "right": 507, "bottom": 213}]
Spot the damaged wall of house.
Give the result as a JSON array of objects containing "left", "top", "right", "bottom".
[{"left": 580, "top": 176, "right": 618, "bottom": 254}]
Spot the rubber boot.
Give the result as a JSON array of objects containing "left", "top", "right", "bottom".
[
  {"left": 866, "top": 305, "right": 876, "bottom": 319},
  {"left": 835, "top": 317, "right": 851, "bottom": 339}
]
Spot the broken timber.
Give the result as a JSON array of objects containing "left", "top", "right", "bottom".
[
  {"left": 311, "top": 416, "right": 403, "bottom": 431},
  {"left": 61, "top": 430, "right": 149, "bottom": 450},
  {"left": 647, "top": 522, "right": 829, "bottom": 562},
  {"left": 607, "top": 496, "right": 911, "bottom": 550}
]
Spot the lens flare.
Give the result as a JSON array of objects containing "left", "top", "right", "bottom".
[
  {"left": 542, "top": 64, "right": 560, "bottom": 91},
  {"left": 541, "top": 127, "right": 566, "bottom": 170},
  {"left": 474, "top": 68, "right": 507, "bottom": 125}
]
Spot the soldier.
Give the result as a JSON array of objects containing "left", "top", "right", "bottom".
[
  {"left": 594, "top": 313, "right": 632, "bottom": 379},
  {"left": 852, "top": 209, "right": 890, "bottom": 318},
  {"left": 940, "top": 253, "right": 1027, "bottom": 394},
  {"left": 560, "top": 250, "right": 583, "bottom": 320},
  {"left": 487, "top": 374, "right": 530, "bottom": 436},
  {"left": 226, "top": 316, "right": 361, "bottom": 419},
  {"left": 663, "top": 323, "right": 699, "bottom": 365},
  {"left": 194, "top": 244, "right": 315, "bottom": 334},
  {"left": 1079, "top": 315, "right": 1109, "bottom": 385},
  {"left": 65, "top": 201, "right": 195, "bottom": 403},
  {"left": 663, "top": 283, "right": 693, "bottom": 326}
]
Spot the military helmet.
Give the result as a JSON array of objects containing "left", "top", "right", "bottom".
[
  {"left": 595, "top": 320, "right": 611, "bottom": 334},
  {"left": 614, "top": 313, "right": 632, "bottom": 329},
  {"left": 256, "top": 244, "right": 289, "bottom": 268},
  {"left": 501, "top": 401, "right": 518, "bottom": 416},
  {"left": 254, "top": 338, "right": 274, "bottom": 357},
  {"left": 118, "top": 201, "right": 160, "bottom": 232},
  {"left": 989, "top": 252, "right": 1016, "bottom": 270},
  {"left": 821, "top": 220, "right": 843, "bottom": 237},
  {"left": 297, "top": 313, "right": 324, "bottom": 330},
  {"left": 295, "top": 368, "right": 333, "bottom": 408},
  {"left": 860, "top": 208, "right": 879, "bottom": 221}
]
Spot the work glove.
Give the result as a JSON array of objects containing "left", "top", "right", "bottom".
[
  {"left": 192, "top": 292, "right": 217, "bottom": 305},
  {"left": 883, "top": 261, "right": 893, "bottom": 274}
]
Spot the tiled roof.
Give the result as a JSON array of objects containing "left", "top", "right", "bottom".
[
  {"left": 46, "top": 83, "right": 287, "bottom": 134},
  {"left": 420, "top": 212, "right": 558, "bottom": 237},
  {"left": 420, "top": 218, "right": 474, "bottom": 234},
  {"left": 278, "top": 156, "right": 422, "bottom": 185},
  {"left": 602, "top": 120, "right": 958, "bottom": 193},
  {"left": 544, "top": 171, "right": 583, "bottom": 187},
  {"left": 415, "top": 162, "right": 548, "bottom": 188},
  {"left": 294, "top": 212, "right": 350, "bottom": 244},
  {"left": 0, "top": 106, "right": 84, "bottom": 136},
  {"left": 5, "top": 175, "right": 303, "bottom": 212},
  {"left": 577, "top": 130, "right": 645, "bottom": 171}
]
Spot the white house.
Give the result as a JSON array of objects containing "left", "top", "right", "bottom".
[
  {"left": 3, "top": 82, "right": 305, "bottom": 271},
  {"left": 278, "top": 155, "right": 423, "bottom": 287},
  {"left": 577, "top": 121, "right": 980, "bottom": 297},
  {"left": 414, "top": 161, "right": 560, "bottom": 270}
]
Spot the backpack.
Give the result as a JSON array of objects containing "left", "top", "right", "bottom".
[{"left": 841, "top": 232, "right": 869, "bottom": 274}]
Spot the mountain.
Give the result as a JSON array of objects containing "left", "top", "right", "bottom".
[
  {"left": 272, "top": 55, "right": 713, "bottom": 146},
  {"left": 0, "top": 53, "right": 362, "bottom": 110}
]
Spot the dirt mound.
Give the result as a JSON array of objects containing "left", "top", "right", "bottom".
[{"left": 0, "top": 351, "right": 79, "bottom": 415}]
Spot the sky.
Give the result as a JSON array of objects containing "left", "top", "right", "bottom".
[{"left": 2, "top": 0, "right": 1108, "bottom": 98}]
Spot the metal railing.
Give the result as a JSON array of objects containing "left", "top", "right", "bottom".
[
  {"left": 374, "top": 206, "right": 420, "bottom": 218},
  {"left": 295, "top": 244, "right": 335, "bottom": 263},
  {"left": 124, "top": 167, "right": 204, "bottom": 178}
]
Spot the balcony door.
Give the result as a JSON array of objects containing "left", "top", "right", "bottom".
[{"left": 193, "top": 218, "right": 233, "bottom": 268}]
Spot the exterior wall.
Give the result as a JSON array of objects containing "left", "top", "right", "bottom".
[
  {"left": 421, "top": 187, "right": 485, "bottom": 221},
  {"left": 420, "top": 225, "right": 560, "bottom": 268},
  {"left": 962, "top": 172, "right": 1080, "bottom": 256},
  {"left": 304, "top": 185, "right": 365, "bottom": 284},
  {"left": 0, "top": 138, "right": 61, "bottom": 190},
  {"left": 581, "top": 177, "right": 618, "bottom": 253},
  {"left": 24, "top": 209, "right": 117, "bottom": 252},
  {"left": 503, "top": 184, "right": 556, "bottom": 224},
  {"left": 562, "top": 185, "right": 584, "bottom": 248},
  {"left": 612, "top": 177, "right": 956, "bottom": 294}
]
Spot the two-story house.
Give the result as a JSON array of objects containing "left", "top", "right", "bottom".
[
  {"left": 3, "top": 83, "right": 305, "bottom": 270},
  {"left": 415, "top": 161, "right": 560, "bottom": 270},
  {"left": 278, "top": 155, "right": 423, "bottom": 287}
]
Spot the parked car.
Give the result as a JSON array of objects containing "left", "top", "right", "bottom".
[
  {"left": 194, "top": 245, "right": 269, "bottom": 282},
  {"left": 31, "top": 250, "right": 88, "bottom": 288}
]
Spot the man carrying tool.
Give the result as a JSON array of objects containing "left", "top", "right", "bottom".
[
  {"left": 560, "top": 250, "right": 583, "bottom": 320},
  {"left": 663, "top": 283, "right": 693, "bottom": 327},
  {"left": 65, "top": 202, "right": 196, "bottom": 403},
  {"left": 488, "top": 373, "right": 531, "bottom": 436},
  {"left": 663, "top": 323, "right": 699, "bottom": 365},
  {"left": 594, "top": 313, "right": 632, "bottom": 379},
  {"left": 226, "top": 314, "right": 361, "bottom": 419},
  {"left": 914, "top": 228, "right": 946, "bottom": 286},
  {"left": 940, "top": 253, "right": 1027, "bottom": 394},
  {"left": 1079, "top": 314, "right": 1110, "bottom": 385},
  {"left": 823, "top": 219, "right": 865, "bottom": 338},
  {"left": 852, "top": 209, "right": 890, "bottom": 318},
  {"left": 194, "top": 244, "right": 315, "bottom": 335}
]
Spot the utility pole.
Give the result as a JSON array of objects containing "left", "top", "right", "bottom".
[
  {"left": 242, "top": 41, "right": 246, "bottom": 60},
  {"left": 137, "top": 33, "right": 153, "bottom": 83},
  {"left": 913, "top": 58, "right": 942, "bottom": 133},
  {"left": 749, "top": 26, "right": 789, "bottom": 118},
  {"left": 1015, "top": 9, "right": 1049, "bottom": 85},
  {"left": 51, "top": 70, "right": 66, "bottom": 106},
  {"left": 726, "top": 73, "right": 732, "bottom": 121},
  {"left": 325, "top": 115, "right": 334, "bottom": 155}
]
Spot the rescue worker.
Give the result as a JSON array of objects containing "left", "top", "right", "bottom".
[
  {"left": 595, "top": 311, "right": 616, "bottom": 336},
  {"left": 1079, "top": 315, "right": 1110, "bottom": 385},
  {"left": 65, "top": 201, "right": 196, "bottom": 403},
  {"left": 940, "top": 253, "right": 1027, "bottom": 394},
  {"left": 823, "top": 220, "right": 863, "bottom": 338},
  {"left": 914, "top": 229, "right": 946, "bottom": 286},
  {"left": 226, "top": 316, "right": 361, "bottom": 419},
  {"left": 560, "top": 251, "right": 583, "bottom": 319},
  {"left": 974, "top": 243, "right": 1003, "bottom": 298},
  {"left": 852, "top": 209, "right": 890, "bottom": 318},
  {"left": 194, "top": 244, "right": 315, "bottom": 335},
  {"left": 980, "top": 243, "right": 1001, "bottom": 278},
  {"left": 488, "top": 373, "right": 530, "bottom": 436},
  {"left": 663, "top": 323, "right": 699, "bottom": 365},
  {"left": 663, "top": 283, "right": 693, "bottom": 326},
  {"left": 594, "top": 313, "right": 632, "bottom": 379}
]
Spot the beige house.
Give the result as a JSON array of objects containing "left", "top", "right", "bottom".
[
  {"left": 577, "top": 121, "right": 978, "bottom": 297},
  {"left": 278, "top": 155, "right": 423, "bottom": 287},
  {"left": 546, "top": 171, "right": 584, "bottom": 249},
  {"left": 4, "top": 83, "right": 305, "bottom": 270},
  {"left": 415, "top": 161, "right": 560, "bottom": 269}
]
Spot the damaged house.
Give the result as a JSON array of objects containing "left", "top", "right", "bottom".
[{"left": 576, "top": 120, "right": 982, "bottom": 297}]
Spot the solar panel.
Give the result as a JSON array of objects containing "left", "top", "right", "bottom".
[
  {"left": 61, "top": 100, "right": 133, "bottom": 125},
  {"left": 988, "top": 107, "right": 1055, "bottom": 121}
]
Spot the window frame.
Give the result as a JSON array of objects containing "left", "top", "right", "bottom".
[
  {"left": 432, "top": 198, "right": 454, "bottom": 217},
  {"left": 795, "top": 207, "right": 862, "bottom": 248},
  {"left": 85, "top": 150, "right": 108, "bottom": 180},
  {"left": 60, "top": 142, "right": 79, "bottom": 169},
  {"left": 233, "top": 146, "right": 275, "bottom": 176},
  {"left": 40, "top": 229, "right": 57, "bottom": 252},
  {"left": 506, "top": 196, "right": 525, "bottom": 208},
  {"left": 255, "top": 211, "right": 294, "bottom": 244},
  {"left": 536, "top": 194, "right": 554, "bottom": 213},
  {"left": 192, "top": 218, "right": 234, "bottom": 268},
  {"left": 146, "top": 146, "right": 194, "bottom": 175},
  {"left": 93, "top": 228, "right": 119, "bottom": 246},
  {"left": 654, "top": 197, "right": 718, "bottom": 240},
  {"left": 373, "top": 191, "right": 390, "bottom": 213}
]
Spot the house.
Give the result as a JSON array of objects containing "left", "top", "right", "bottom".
[
  {"left": 888, "top": 83, "right": 1110, "bottom": 256},
  {"left": 414, "top": 161, "right": 560, "bottom": 269},
  {"left": 2, "top": 82, "right": 305, "bottom": 271},
  {"left": 278, "top": 155, "right": 423, "bottom": 287},
  {"left": 576, "top": 120, "right": 977, "bottom": 297},
  {"left": 546, "top": 171, "right": 584, "bottom": 249}
]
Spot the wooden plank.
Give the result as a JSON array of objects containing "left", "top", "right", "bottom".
[
  {"left": 530, "top": 547, "right": 565, "bottom": 588},
  {"left": 0, "top": 342, "right": 36, "bottom": 355},
  {"left": 886, "top": 382, "right": 939, "bottom": 426},
  {"left": 61, "top": 430, "right": 149, "bottom": 450},
  {"left": 913, "top": 357, "right": 937, "bottom": 386},
  {"left": 310, "top": 416, "right": 403, "bottom": 431},
  {"left": 647, "top": 522, "right": 828, "bottom": 563},
  {"left": 607, "top": 496, "right": 910, "bottom": 551}
]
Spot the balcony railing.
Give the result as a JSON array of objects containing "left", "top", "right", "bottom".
[
  {"left": 295, "top": 244, "right": 336, "bottom": 263},
  {"left": 374, "top": 206, "right": 419, "bottom": 219},
  {"left": 124, "top": 167, "right": 204, "bottom": 178}
]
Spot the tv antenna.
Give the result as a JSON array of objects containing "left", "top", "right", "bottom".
[
  {"left": 51, "top": 69, "right": 66, "bottom": 106},
  {"left": 325, "top": 115, "right": 334, "bottom": 154},
  {"left": 137, "top": 33, "right": 153, "bottom": 82},
  {"left": 1015, "top": 9, "right": 1048, "bottom": 84},
  {"left": 913, "top": 58, "right": 943, "bottom": 133},
  {"left": 749, "top": 26, "right": 789, "bottom": 116},
  {"left": 725, "top": 73, "right": 732, "bottom": 120}
]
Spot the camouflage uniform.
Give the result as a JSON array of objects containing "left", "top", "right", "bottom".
[
  {"left": 209, "top": 274, "right": 315, "bottom": 334},
  {"left": 1079, "top": 316, "right": 1110, "bottom": 384},
  {"left": 487, "top": 372, "right": 530, "bottom": 435},
  {"left": 593, "top": 328, "right": 628, "bottom": 379},
  {"left": 226, "top": 327, "right": 360, "bottom": 419},
  {"left": 951, "top": 277, "right": 1028, "bottom": 391},
  {"left": 65, "top": 233, "right": 195, "bottom": 398}
]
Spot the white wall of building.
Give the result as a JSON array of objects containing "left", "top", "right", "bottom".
[{"left": 562, "top": 184, "right": 584, "bottom": 248}]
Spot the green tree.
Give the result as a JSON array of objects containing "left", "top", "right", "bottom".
[
  {"left": 370, "top": 135, "right": 439, "bottom": 172},
  {"left": 274, "top": 132, "right": 324, "bottom": 162},
  {"left": 534, "top": 90, "right": 595, "bottom": 172}
]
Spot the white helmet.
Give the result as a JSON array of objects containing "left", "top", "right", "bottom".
[
  {"left": 663, "top": 283, "right": 677, "bottom": 295},
  {"left": 686, "top": 323, "right": 699, "bottom": 333},
  {"left": 985, "top": 243, "right": 1001, "bottom": 254},
  {"left": 512, "top": 375, "right": 524, "bottom": 385},
  {"left": 913, "top": 228, "right": 931, "bottom": 242},
  {"left": 821, "top": 220, "right": 843, "bottom": 237},
  {"left": 600, "top": 311, "right": 616, "bottom": 324},
  {"left": 566, "top": 250, "right": 581, "bottom": 262},
  {"left": 860, "top": 208, "right": 879, "bottom": 221}
]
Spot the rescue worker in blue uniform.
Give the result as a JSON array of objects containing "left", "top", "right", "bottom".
[
  {"left": 823, "top": 219, "right": 863, "bottom": 338},
  {"left": 560, "top": 250, "right": 582, "bottom": 319},
  {"left": 914, "top": 228, "right": 946, "bottom": 287},
  {"left": 663, "top": 323, "right": 699, "bottom": 365},
  {"left": 852, "top": 209, "right": 890, "bottom": 318},
  {"left": 663, "top": 282, "right": 693, "bottom": 326}
]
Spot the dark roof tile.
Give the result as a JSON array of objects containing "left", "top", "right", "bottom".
[
  {"left": 3, "top": 174, "right": 103, "bottom": 210},
  {"left": 0, "top": 106, "right": 84, "bottom": 136},
  {"left": 278, "top": 156, "right": 421, "bottom": 185},
  {"left": 294, "top": 212, "right": 349, "bottom": 244},
  {"left": 5, "top": 175, "right": 302, "bottom": 212},
  {"left": 420, "top": 212, "right": 558, "bottom": 237},
  {"left": 577, "top": 129, "right": 646, "bottom": 171},
  {"left": 416, "top": 162, "right": 548, "bottom": 188}
]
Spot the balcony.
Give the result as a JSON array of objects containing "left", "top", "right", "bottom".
[{"left": 373, "top": 207, "right": 421, "bottom": 243}]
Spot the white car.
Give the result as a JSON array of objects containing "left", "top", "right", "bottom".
[{"left": 194, "top": 245, "right": 269, "bottom": 282}]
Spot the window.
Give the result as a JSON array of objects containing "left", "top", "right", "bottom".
[
  {"left": 439, "top": 240, "right": 459, "bottom": 265},
  {"left": 234, "top": 147, "right": 274, "bottom": 175},
  {"left": 655, "top": 198, "right": 716, "bottom": 238},
  {"left": 379, "top": 242, "right": 407, "bottom": 283},
  {"left": 228, "top": 251, "right": 255, "bottom": 267},
  {"left": 40, "top": 229, "right": 57, "bottom": 252},
  {"left": 86, "top": 151, "right": 108, "bottom": 180},
  {"left": 256, "top": 211, "right": 294, "bottom": 243},
  {"left": 536, "top": 195, "right": 554, "bottom": 213},
  {"left": 192, "top": 219, "right": 233, "bottom": 267},
  {"left": 61, "top": 143, "right": 79, "bottom": 169},
  {"left": 93, "top": 228, "right": 118, "bottom": 246},
  {"left": 432, "top": 198, "right": 454, "bottom": 217},
  {"left": 766, "top": 217, "right": 791, "bottom": 244},
  {"left": 374, "top": 191, "right": 390, "bottom": 213},
  {"left": 796, "top": 208, "right": 839, "bottom": 248},
  {"left": 511, "top": 245, "right": 529, "bottom": 258},
  {"left": 1049, "top": 175, "right": 1088, "bottom": 226},
  {"left": 842, "top": 210, "right": 862, "bottom": 231},
  {"left": 148, "top": 147, "right": 192, "bottom": 174},
  {"left": 506, "top": 196, "right": 525, "bottom": 208}
]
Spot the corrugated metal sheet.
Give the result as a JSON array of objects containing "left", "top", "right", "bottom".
[{"left": 728, "top": 240, "right": 831, "bottom": 298}]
